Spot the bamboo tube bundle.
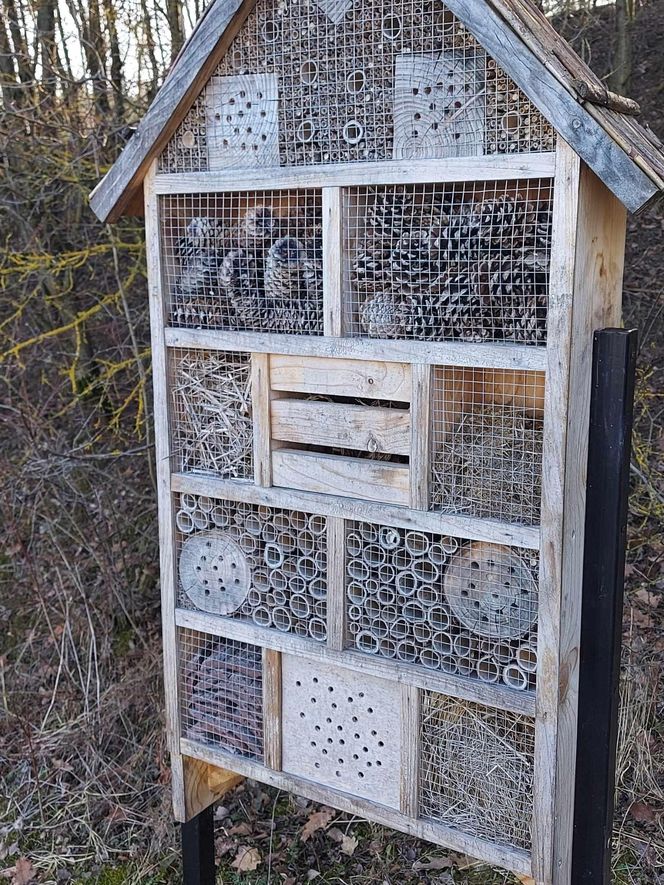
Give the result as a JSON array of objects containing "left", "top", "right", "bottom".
[
  {"left": 172, "top": 351, "right": 253, "bottom": 479},
  {"left": 182, "top": 637, "right": 263, "bottom": 758},
  {"left": 420, "top": 693, "right": 534, "bottom": 849}
]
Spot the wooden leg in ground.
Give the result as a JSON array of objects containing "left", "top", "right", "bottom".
[{"left": 180, "top": 755, "right": 245, "bottom": 884}]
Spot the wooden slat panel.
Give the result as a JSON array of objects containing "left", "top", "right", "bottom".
[
  {"left": 272, "top": 449, "right": 410, "bottom": 507},
  {"left": 400, "top": 685, "right": 421, "bottom": 818},
  {"left": 409, "top": 364, "right": 431, "bottom": 509},
  {"left": 323, "top": 187, "right": 343, "bottom": 336},
  {"left": 326, "top": 517, "right": 347, "bottom": 652},
  {"left": 251, "top": 353, "right": 272, "bottom": 486},
  {"left": 270, "top": 399, "right": 411, "bottom": 455},
  {"left": 269, "top": 354, "right": 412, "bottom": 402},
  {"left": 262, "top": 648, "right": 282, "bottom": 771}
]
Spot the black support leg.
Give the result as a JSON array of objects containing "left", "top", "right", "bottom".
[
  {"left": 182, "top": 805, "right": 216, "bottom": 885},
  {"left": 572, "top": 328, "right": 638, "bottom": 884}
]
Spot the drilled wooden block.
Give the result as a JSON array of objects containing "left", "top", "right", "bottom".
[
  {"left": 393, "top": 51, "right": 485, "bottom": 160},
  {"left": 206, "top": 74, "right": 280, "bottom": 170},
  {"left": 281, "top": 655, "right": 401, "bottom": 808}
]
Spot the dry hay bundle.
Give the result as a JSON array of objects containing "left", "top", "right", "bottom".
[
  {"left": 183, "top": 638, "right": 263, "bottom": 757},
  {"left": 173, "top": 352, "right": 253, "bottom": 478},
  {"left": 420, "top": 694, "right": 534, "bottom": 848},
  {"left": 432, "top": 403, "right": 543, "bottom": 524}
]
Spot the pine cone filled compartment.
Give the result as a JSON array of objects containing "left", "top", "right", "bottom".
[
  {"left": 160, "top": 190, "right": 323, "bottom": 335},
  {"left": 179, "top": 629, "right": 264, "bottom": 758},
  {"left": 345, "top": 181, "right": 552, "bottom": 344}
]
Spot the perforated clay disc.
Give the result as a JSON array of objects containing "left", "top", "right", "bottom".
[
  {"left": 179, "top": 530, "right": 251, "bottom": 615},
  {"left": 443, "top": 542, "right": 537, "bottom": 639}
]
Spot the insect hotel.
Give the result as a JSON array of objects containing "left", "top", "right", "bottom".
[{"left": 90, "top": 0, "right": 664, "bottom": 881}]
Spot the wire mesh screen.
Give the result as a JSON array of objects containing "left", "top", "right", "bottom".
[
  {"left": 420, "top": 693, "right": 534, "bottom": 849},
  {"left": 176, "top": 493, "right": 328, "bottom": 641},
  {"left": 345, "top": 521, "right": 538, "bottom": 691},
  {"left": 160, "top": 191, "right": 323, "bottom": 333},
  {"left": 179, "top": 629, "right": 264, "bottom": 757},
  {"left": 430, "top": 367, "right": 544, "bottom": 524},
  {"left": 344, "top": 180, "right": 552, "bottom": 344},
  {"left": 159, "top": 0, "right": 554, "bottom": 172},
  {"left": 169, "top": 349, "right": 253, "bottom": 479}
]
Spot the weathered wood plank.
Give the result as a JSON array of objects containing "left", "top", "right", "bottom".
[
  {"left": 400, "top": 685, "right": 421, "bottom": 817},
  {"left": 270, "top": 399, "right": 411, "bottom": 455},
  {"left": 165, "top": 327, "right": 549, "bottom": 372},
  {"left": 170, "top": 471, "right": 541, "bottom": 549},
  {"left": 326, "top": 517, "right": 347, "bottom": 652},
  {"left": 262, "top": 648, "right": 282, "bottom": 771},
  {"left": 409, "top": 364, "right": 431, "bottom": 510},
  {"left": 269, "top": 354, "right": 412, "bottom": 402},
  {"left": 323, "top": 187, "right": 343, "bottom": 336},
  {"left": 272, "top": 449, "right": 411, "bottom": 507},
  {"left": 251, "top": 352, "right": 272, "bottom": 487},
  {"left": 152, "top": 152, "right": 556, "bottom": 194}
]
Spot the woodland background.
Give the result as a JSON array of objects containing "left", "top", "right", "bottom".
[{"left": 0, "top": 1, "right": 662, "bottom": 883}]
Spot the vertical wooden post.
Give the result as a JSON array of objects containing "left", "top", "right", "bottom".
[
  {"left": 323, "top": 187, "right": 343, "bottom": 336},
  {"left": 571, "top": 328, "right": 637, "bottom": 884},
  {"left": 182, "top": 806, "right": 215, "bottom": 885}
]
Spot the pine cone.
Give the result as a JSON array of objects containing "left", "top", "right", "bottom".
[
  {"left": 219, "top": 248, "right": 265, "bottom": 330},
  {"left": 176, "top": 216, "right": 225, "bottom": 263},
  {"left": 367, "top": 189, "right": 413, "bottom": 240},
  {"left": 351, "top": 247, "right": 389, "bottom": 295},
  {"left": 389, "top": 229, "right": 440, "bottom": 290},
  {"left": 359, "top": 290, "right": 402, "bottom": 338}
]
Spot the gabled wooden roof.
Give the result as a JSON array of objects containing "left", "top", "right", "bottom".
[{"left": 89, "top": 0, "right": 664, "bottom": 222}]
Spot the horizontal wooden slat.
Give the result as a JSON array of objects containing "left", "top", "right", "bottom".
[
  {"left": 170, "top": 472, "right": 541, "bottom": 549},
  {"left": 153, "top": 151, "right": 556, "bottom": 194},
  {"left": 270, "top": 354, "right": 411, "bottom": 401},
  {"left": 180, "top": 741, "right": 532, "bottom": 876},
  {"left": 271, "top": 399, "right": 411, "bottom": 455},
  {"left": 165, "top": 328, "right": 549, "bottom": 372},
  {"left": 175, "top": 608, "right": 537, "bottom": 716},
  {"left": 272, "top": 449, "right": 410, "bottom": 506}
]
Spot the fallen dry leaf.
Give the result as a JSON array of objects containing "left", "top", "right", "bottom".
[
  {"left": 340, "top": 834, "right": 358, "bottom": 856},
  {"left": 412, "top": 855, "right": 453, "bottom": 871},
  {"left": 229, "top": 822, "right": 253, "bottom": 836},
  {"left": 12, "top": 859, "right": 35, "bottom": 885},
  {"left": 326, "top": 827, "right": 344, "bottom": 844},
  {"left": 300, "top": 809, "right": 335, "bottom": 842},
  {"left": 306, "top": 871, "right": 320, "bottom": 881},
  {"left": 231, "top": 846, "right": 261, "bottom": 872},
  {"left": 630, "top": 801, "right": 657, "bottom": 824}
]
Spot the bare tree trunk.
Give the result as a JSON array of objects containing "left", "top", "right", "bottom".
[
  {"left": 3, "top": 0, "right": 34, "bottom": 97},
  {"left": 36, "top": 0, "right": 59, "bottom": 99},
  {"left": 78, "top": 0, "right": 110, "bottom": 116},
  {"left": 102, "top": 0, "right": 125, "bottom": 122},
  {"left": 140, "top": 0, "right": 160, "bottom": 100},
  {"left": 166, "top": 0, "right": 185, "bottom": 61},
  {"left": 0, "top": 12, "right": 19, "bottom": 107},
  {"left": 611, "top": 0, "right": 633, "bottom": 96}
]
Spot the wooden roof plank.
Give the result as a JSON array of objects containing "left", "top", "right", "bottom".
[
  {"left": 89, "top": 0, "right": 254, "bottom": 222},
  {"left": 444, "top": 0, "right": 658, "bottom": 213}
]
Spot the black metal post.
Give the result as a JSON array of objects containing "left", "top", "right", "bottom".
[
  {"left": 572, "top": 328, "right": 638, "bottom": 884},
  {"left": 182, "top": 805, "right": 216, "bottom": 885}
]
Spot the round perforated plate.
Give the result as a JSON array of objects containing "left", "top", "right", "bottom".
[
  {"left": 444, "top": 542, "right": 537, "bottom": 639},
  {"left": 179, "top": 531, "right": 251, "bottom": 615}
]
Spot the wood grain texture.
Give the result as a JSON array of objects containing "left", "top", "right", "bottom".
[
  {"left": 206, "top": 73, "right": 279, "bottom": 169},
  {"left": 171, "top": 471, "right": 541, "bottom": 550},
  {"left": 181, "top": 737, "right": 532, "bottom": 876},
  {"left": 144, "top": 163, "right": 187, "bottom": 820},
  {"left": 532, "top": 139, "right": 579, "bottom": 883},
  {"left": 270, "top": 354, "right": 412, "bottom": 401},
  {"left": 166, "top": 327, "right": 549, "bottom": 371},
  {"left": 271, "top": 399, "right": 411, "bottom": 455},
  {"left": 323, "top": 188, "right": 343, "bottom": 336},
  {"left": 175, "top": 607, "right": 537, "bottom": 717},
  {"left": 183, "top": 755, "right": 243, "bottom": 820},
  {"left": 326, "top": 517, "right": 346, "bottom": 652},
  {"left": 89, "top": 0, "right": 254, "bottom": 221},
  {"left": 400, "top": 685, "right": 421, "bottom": 817},
  {"left": 442, "top": 0, "right": 658, "bottom": 212},
  {"left": 272, "top": 449, "right": 410, "bottom": 507},
  {"left": 409, "top": 364, "right": 431, "bottom": 510},
  {"left": 251, "top": 352, "right": 272, "bottom": 486},
  {"left": 262, "top": 648, "right": 282, "bottom": 771},
  {"left": 152, "top": 152, "right": 556, "bottom": 194}
]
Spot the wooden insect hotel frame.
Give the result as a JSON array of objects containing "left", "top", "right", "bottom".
[{"left": 90, "top": 1, "right": 664, "bottom": 882}]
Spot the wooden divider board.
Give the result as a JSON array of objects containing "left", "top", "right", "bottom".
[{"left": 143, "top": 134, "right": 626, "bottom": 884}]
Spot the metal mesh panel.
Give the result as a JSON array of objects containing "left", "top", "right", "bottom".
[
  {"left": 420, "top": 693, "right": 534, "bottom": 849},
  {"left": 160, "top": 191, "right": 323, "bottom": 333},
  {"left": 179, "top": 629, "right": 263, "bottom": 757},
  {"left": 159, "top": 0, "right": 555, "bottom": 171},
  {"left": 345, "top": 180, "right": 552, "bottom": 344},
  {"left": 169, "top": 349, "right": 253, "bottom": 479},
  {"left": 176, "top": 494, "right": 328, "bottom": 641},
  {"left": 430, "top": 367, "right": 544, "bottom": 524},
  {"left": 160, "top": 94, "right": 209, "bottom": 173},
  {"left": 345, "top": 520, "right": 538, "bottom": 691}
]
